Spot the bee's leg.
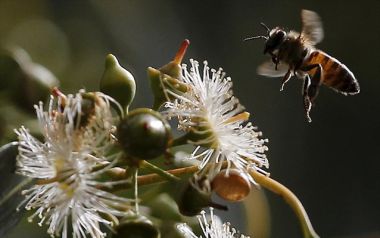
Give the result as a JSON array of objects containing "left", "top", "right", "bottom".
[
  {"left": 280, "top": 69, "right": 292, "bottom": 91},
  {"left": 272, "top": 57, "right": 279, "bottom": 70},
  {"left": 302, "top": 75, "right": 312, "bottom": 123},
  {"left": 300, "top": 64, "right": 323, "bottom": 103},
  {"left": 300, "top": 64, "right": 323, "bottom": 122},
  {"left": 269, "top": 52, "right": 279, "bottom": 70}
]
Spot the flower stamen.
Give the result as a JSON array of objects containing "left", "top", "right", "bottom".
[{"left": 224, "top": 112, "right": 250, "bottom": 124}]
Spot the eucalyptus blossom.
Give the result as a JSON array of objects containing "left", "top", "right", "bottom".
[
  {"left": 165, "top": 59, "right": 269, "bottom": 184},
  {"left": 15, "top": 90, "right": 132, "bottom": 238}
]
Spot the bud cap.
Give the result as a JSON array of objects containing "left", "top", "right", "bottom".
[{"left": 100, "top": 54, "right": 136, "bottom": 111}]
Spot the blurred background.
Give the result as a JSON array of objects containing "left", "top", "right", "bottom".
[{"left": 0, "top": 0, "right": 379, "bottom": 237}]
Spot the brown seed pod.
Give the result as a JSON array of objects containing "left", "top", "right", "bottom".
[{"left": 211, "top": 169, "right": 251, "bottom": 202}]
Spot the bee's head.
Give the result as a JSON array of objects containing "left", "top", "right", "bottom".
[
  {"left": 264, "top": 27, "right": 287, "bottom": 54},
  {"left": 244, "top": 23, "right": 287, "bottom": 55}
]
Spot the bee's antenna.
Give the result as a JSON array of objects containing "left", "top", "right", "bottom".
[
  {"left": 243, "top": 22, "right": 271, "bottom": 41},
  {"left": 260, "top": 22, "right": 271, "bottom": 34},
  {"left": 243, "top": 35, "right": 268, "bottom": 41}
]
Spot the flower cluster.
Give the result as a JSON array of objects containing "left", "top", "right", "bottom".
[
  {"left": 165, "top": 59, "right": 269, "bottom": 184},
  {"left": 177, "top": 207, "right": 249, "bottom": 238},
  {"left": 5, "top": 40, "right": 321, "bottom": 238},
  {"left": 15, "top": 90, "right": 132, "bottom": 238}
]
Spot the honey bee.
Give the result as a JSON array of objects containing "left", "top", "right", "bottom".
[{"left": 245, "top": 9, "right": 360, "bottom": 122}]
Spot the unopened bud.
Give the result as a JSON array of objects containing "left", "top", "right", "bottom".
[
  {"left": 113, "top": 214, "right": 160, "bottom": 238},
  {"left": 117, "top": 108, "right": 171, "bottom": 160},
  {"left": 147, "top": 40, "right": 190, "bottom": 110},
  {"left": 159, "top": 39, "right": 190, "bottom": 79},
  {"left": 100, "top": 54, "right": 136, "bottom": 112},
  {"left": 148, "top": 193, "right": 181, "bottom": 220}
]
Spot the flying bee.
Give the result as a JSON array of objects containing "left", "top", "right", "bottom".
[{"left": 245, "top": 9, "right": 360, "bottom": 122}]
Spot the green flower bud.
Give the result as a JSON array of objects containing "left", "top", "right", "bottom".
[
  {"left": 100, "top": 54, "right": 136, "bottom": 112},
  {"left": 113, "top": 215, "right": 160, "bottom": 238},
  {"left": 160, "top": 39, "right": 189, "bottom": 79},
  {"left": 177, "top": 176, "right": 227, "bottom": 216},
  {"left": 147, "top": 193, "right": 181, "bottom": 221},
  {"left": 147, "top": 40, "right": 190, "bottom": 110},
  {"left": 158, "top": 59, "right": 181, "bottom": 80},
  {"left": 117, "top": 108, "right": 171, "bottom": 160}
]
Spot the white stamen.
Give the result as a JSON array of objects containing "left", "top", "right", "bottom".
[
  {"left": 15, "top": 90, "right": 132, "bottom": 238},
  {"left": 165, "top": 59, "right": 269, "bottom": 184}
]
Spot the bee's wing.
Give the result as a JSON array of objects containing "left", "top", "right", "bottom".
[
  {"left": 301, "top": 9, "right": 324, "bottom": 45},
  {"left": 257, "top": 60, "right": 288, "bottom": 77}
]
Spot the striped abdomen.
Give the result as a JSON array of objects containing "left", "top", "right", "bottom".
[{"left": 305, "top": 50, "right": 360, "bottom": 95}]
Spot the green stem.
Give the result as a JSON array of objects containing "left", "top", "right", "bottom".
[
  {"left": 133, "top": 169, "right": 139, "bottom": 214},
  {"left": 137, "top": 164, "right": 198, "bottom": 186},
  {"left": 249, "top": 170, "right": 320, "bottom": 238},
  {"left": 139, "top": 160, "right": 180, "bottom": 182},
  {"left": 101, "top": 164, "right": 198, "bottom": 192}
]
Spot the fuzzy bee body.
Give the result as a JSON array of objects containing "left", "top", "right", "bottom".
[
  {"left": 271, "top": 31, "right": 308, "bottom": 69},
  {"left": 246, "top": 10, "right": 360, "bottom": 122}
]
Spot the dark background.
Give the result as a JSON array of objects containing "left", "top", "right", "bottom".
[{"left": 1, "top": 0, "right": 379, "bottom": 237}]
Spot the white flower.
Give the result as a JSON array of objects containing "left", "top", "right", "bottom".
[
  {"left": 16, "top": 90, "right": 132, "bottom": 238},
  {"left": 177, "top": 207, "right": 249, "bottom": 238},
  {"left": 165, "top": 59, "right": 269, "bottom": 183}
]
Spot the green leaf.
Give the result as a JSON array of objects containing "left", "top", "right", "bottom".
[{"left": 0, "top": 142, "right": 32, "bottom": 237}]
